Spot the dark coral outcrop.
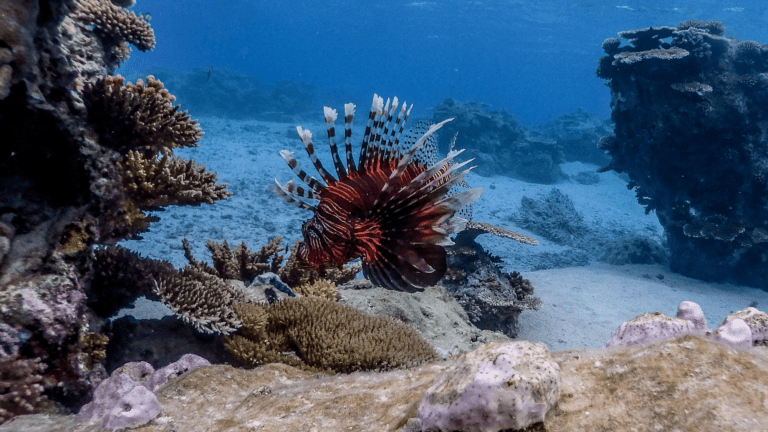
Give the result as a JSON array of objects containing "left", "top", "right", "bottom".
[
  {"left": 431, "top": 98, "right": 566, "bottom": 183},
  {"left": 0, "top": 0, "right": 229, "bottom": 418},
  {"left": 597, "top": 20, "right": 768, "bottom": 288}
]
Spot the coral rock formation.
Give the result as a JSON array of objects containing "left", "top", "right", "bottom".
[{"left": 597, "top": 20, "right": 768, "bottom": 288}]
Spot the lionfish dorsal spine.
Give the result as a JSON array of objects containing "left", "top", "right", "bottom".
[
  {"left": 358, "top": 94, "right": 384, "bottom": 171},
  {"left": 323, "top": 106, "right": 347, "bottom": 179},
  {"left": 379, "top": 118, "right": 453, "bottom": 196},
  {"left": 343, "top": 103, "right": 357, "bottom": 174},
  {"left": 375, "top": 97, "right": 398, "bottom": 166},
  {"left": 387, "top": 101, "right": 412, "bottom": 161},
  {"left": 297, "top": 125, "right": 336, "bottom": 185}
]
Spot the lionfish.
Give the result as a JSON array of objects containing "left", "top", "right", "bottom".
[{"left": 272, "top": 94, "right": 482, "bottom": 292}]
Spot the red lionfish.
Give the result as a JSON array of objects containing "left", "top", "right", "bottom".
[{"left": 272, "top": 94, "right": 482, "bottom": 292}]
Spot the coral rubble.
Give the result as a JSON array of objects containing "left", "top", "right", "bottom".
[{"left": 597, "top": 20, "right": 768, "bottom": 288}]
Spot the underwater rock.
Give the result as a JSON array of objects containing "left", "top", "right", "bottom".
[
  {"left": 6, "top": 335, "right": 768, "bottom": 432},
  {"left": 540, "top": 108, "right": 612, "bottom": 165},
  {"left": 598, "top": 234, "right": 668, "bottom": 266},
  {"left": 607, "top": 300, "right": 768, "bottom": 350},
  {"left": 338, "top": 280, "right": 513, "bottom": 359},
  {"left": 75, "top": 354, "right": 208, "bottom": 430},
  {"left": 431, "top": 97, "right": 565, "bottom": 182},
  {"left": 597, "top": 20, "right": 768, "bottom": 289},
  {"left": 417, "top": 341, "right": 560, "bottom": 432}
]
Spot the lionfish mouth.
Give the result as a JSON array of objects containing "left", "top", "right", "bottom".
[{"left": 272, "top": 94, "right": 483, "bottom": 292}]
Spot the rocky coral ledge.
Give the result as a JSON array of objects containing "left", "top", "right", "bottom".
[{"left": 2, "top": 302, "right": 768, "bottom": 432}]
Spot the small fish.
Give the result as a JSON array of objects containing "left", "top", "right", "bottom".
[
  {"left": 206, "top": 65, "right": 212, "bottom": 81},
  {"left": 142, "top": 12, "right": 151, "bottom": 22},
  {"left": 273, "top": 94, "right": 483, "bottom": 292}
]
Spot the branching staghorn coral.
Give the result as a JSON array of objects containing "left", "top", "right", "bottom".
[
  {"left": 153, "top": 266, "right": 248, "bottom": 335},
  {"left": 81, "top": 75, "right": 203, "bottom": 152},
  {"left": 225, "top": 297, "right": 437, "bottom": 373},
  {"left": 74, "top": 0, "right": 155, "bottom": 51},
  {"left": 182, "top": 237, "right": 285, "bottom": 282},
  {"left": 278, "top": 239, "right": 362, "bottom": 288},
  {"left": 117, "top": 150, "right": 231, "bottom": 209},
  {"left": 292, "top": 279, "right": 339, "bottom": 302}
]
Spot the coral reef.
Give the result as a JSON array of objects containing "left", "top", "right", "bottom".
[
  {"left": 81, "top": 75, "right": 204, "bottom": 152},
  {"left": 0, "top": 0, "right": 229, "bottom": 417},
  {"left": 597, "top": 20, "right": 768, "bottom": 288},
  {"left": 431, "top": 97, "right": 566, "bottom": 182},
  {"left": 224, "top": 297, "right": 438, "bottom": 373},
  {"left": 442, "top": 221, "right": 541, "bottom": 338},
  {"left": 182, "top": 237, "right": 284, "bottom": 282},
  {"left": 153, "top": 265, "right": 248, "bottom": 335},
  {"left": 73, "top": 0, "right": 155, "bottom": 52}
]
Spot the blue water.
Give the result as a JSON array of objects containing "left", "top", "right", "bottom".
[{"left": 118, "top": 1, "right": 768, "bottom": 125}]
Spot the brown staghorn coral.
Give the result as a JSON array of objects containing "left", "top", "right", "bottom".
[
  {"left": 153, "top": 266, "right": 248, "bottom": 335},
  {"left": 0, "top": 355, "right": 46, "bottom": 425},
  {"left": 182, "top": 237, "right": 285, "bottom": 282},
  {"left": 292, "top": 279, "right": 339, "bottom": 302},
  {"left": 278, "top": 239, "right": 361, "bottom": 288},
  {"left": 225, "top": 297, "right": 437, "bottom": 373},
  {"left": 81, "top": 75, "right": 203, "bottom": 152},
  {"left": 74, "top": 0, "right": 155, "bottom": 51},
  {"left": 117, "top": 150, "right": 231, "bottom": 209}
]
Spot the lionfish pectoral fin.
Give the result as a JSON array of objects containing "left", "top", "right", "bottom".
[
  {"left": 435, "top": 188, "right": 484, "bottom": 212},
  {"left": 363, "top": 242, "right": 446, "bottom": 292}
]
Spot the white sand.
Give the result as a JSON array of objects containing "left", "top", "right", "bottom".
[{"left": 121, "top": 115, "right": 768, "bottom": 349}]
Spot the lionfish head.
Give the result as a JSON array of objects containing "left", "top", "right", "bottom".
[
  {"left": 297, "top": 217, "right": 334, "bottom": 268},
  {"left": 272, "top": 94, "right": 483, "bottom": 292}
]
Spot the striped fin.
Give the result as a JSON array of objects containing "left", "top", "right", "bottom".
[
  {"left": 271, "top": 179, "right": 315, "bottom": 211},
  {"left": 358, "top": 94, "right": 384, "bottom": 171},
  {"left": 283, "top": 179, "right": 320, "bottom": 200},
  {"left": 278, "top": 149, "right": 325, "bottom": 193},
  {"left": 323, "top": 106, "right": 347, "bottom": 179},
  {"left": 387, "top": 101, "right": 412, "bottom": 161},
  {"left": 297, "top": 126, "right": 337, "bottom": 185},
  {"left": 368, "top": 97, "right": 390, "bottom": 170},
  {"left": 343, "top": 103, "right": 357, "bottom": 174},
  {"left": 379, "top": 118, "right": 453, "bottom": 195},
  {"left": 374, "top": 97, "right": 398, "bottom": 167}
]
